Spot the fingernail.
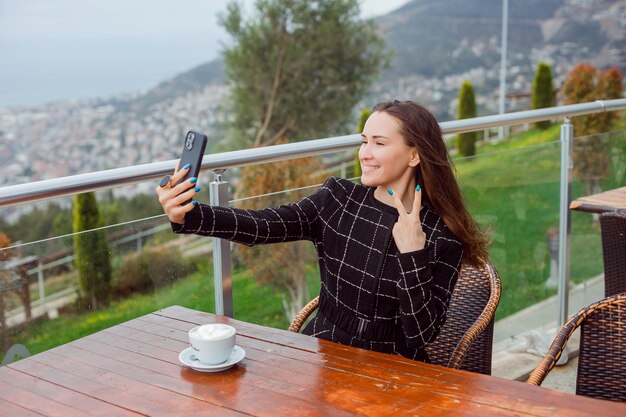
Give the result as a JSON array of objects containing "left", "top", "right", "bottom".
[
  {"left": 387, "top": 188, "right": 393, "bottom": 195},
  {"left": 190, "top": 177, "right": 198, "bottom": 184},
  {"left": 194, "top": 187, "right": 201, "bottom": 192},
  {"left": 183, "top": 163, "right": 191, "bottom": 169},
  {"left": 192, "top": 200, "right": 198, "bottom": 206},
  {"left": 416, "top": 185, "right": 421, "bottom": 192}
]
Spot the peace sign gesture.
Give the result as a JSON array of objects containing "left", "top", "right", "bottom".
[{"left": 388, "top": 185, "right": 427, "bottom": 253}]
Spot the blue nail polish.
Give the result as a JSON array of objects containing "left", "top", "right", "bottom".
[
  {"left": 183, "top": 163, "right": 191, "bottom": 169},
  {"left": 387, "top": 188, "right": 393, "bottom": 195},
  {"left": 416, "top": 184, "right": 421, "bottom": 192},
  {"left": 190, "top": 177, "right": 197, "bottom": 184},
  {"left": 192, "top": 200, "right": 198, "bottom": 206},
  {"left": 194, "top": 187, "right": 201, "bottom": 192}
]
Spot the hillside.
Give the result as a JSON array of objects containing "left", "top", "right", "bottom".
[
  {"left": 384, "top": 0, "right": 626, "bottom": 78},
  {"left": 132, "top": 0, "right": 625, "bottom": 113},
  {"left": 129, "top": 60, "right": 226, "bottom": 111},
  {"left": 380, "top": 0, "right": 564, "bottom": 79}
]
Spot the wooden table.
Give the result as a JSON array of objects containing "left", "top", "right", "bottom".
[
  {"left": 1, "top": 306, "right": 624, "bottom": 416},
  {"left": 570, "top": 186, "right": 626, "bottom": 214}
]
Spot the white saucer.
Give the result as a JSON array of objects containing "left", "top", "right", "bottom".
[{"left": 178, "top": 345, "right": 245, "bottom": 373}]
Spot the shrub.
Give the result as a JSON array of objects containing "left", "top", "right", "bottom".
[{"left": 114, "top": 248, "right": 199, "bottom": 297}]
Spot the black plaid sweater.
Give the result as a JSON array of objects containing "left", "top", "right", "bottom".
[{"left": 172, "top": 177, "right": 463, "bottom": 362}]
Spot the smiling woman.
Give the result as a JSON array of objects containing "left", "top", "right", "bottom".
[
  {"left": 360, "top": 111, "right": 420, "bottom": 209},
  {"left": 366, "top": 101, "right": 489, "bottom": 266},
  {"left": 156, "top": 99, "right": 489, "bottom": 364}
]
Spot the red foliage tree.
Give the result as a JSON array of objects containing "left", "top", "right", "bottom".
[
  {"left": 236, "top": 142, "right": 325, "bottom": 320},
  {"left": 562, "top": 64, "right": 624, "bottom": 195}
]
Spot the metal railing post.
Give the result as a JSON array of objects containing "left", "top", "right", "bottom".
[
  {"left": 209, "top": 170, "right": 233, "bottom": 317},
  {"left": 37, "top": 263, "right": 45, "bottom": 303},
  {"left": 557, "top": 118, "right": 573, "bottom": 326}
]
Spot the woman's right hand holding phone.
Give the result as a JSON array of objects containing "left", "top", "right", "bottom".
[{"left": 156, "top": 162, "right": 200, "bottom": 225}]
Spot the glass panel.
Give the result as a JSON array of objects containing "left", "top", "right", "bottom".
[
  {"left": 454, "top": 125, "right": 563, "bottom": 346},
  {"left": 1, "top": 195, "right": 214, "bottom": 364},
  {"left": 569, "top": 129, "right": 626, "bottom": 310},
  {"left": 459, "top": 126, "right": 625, "bottom": 351},
  {"left": 0, "top": 149, "right": 358, "bottom": 363},
  {"left": 226, "top": 151, "right": 357, "bottom": 328}
]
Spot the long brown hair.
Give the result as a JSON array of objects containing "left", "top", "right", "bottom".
[{"left": 372, "top": 100, "right": 489, "bottom": 266}]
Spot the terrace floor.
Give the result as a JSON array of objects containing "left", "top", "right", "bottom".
[{"left": 491, "top": 274, "right": 604, "bottom": 393}]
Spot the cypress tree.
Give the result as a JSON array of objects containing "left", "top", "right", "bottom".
[
  {"left": 532, "top": 62, "right": 555, "bottom": 130},
  {"left": 73, "top": 192, "right": 112, "bottom": 309},
  {"left": 456, "top": 81, "right": 477, "bottom": 157},
  {"left": 354, "top": 107, "right": 371, "bottom": 178}
]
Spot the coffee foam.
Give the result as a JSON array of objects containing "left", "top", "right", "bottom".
[{"left": 190, "top": 324, "right": 235, "bottom": 341}]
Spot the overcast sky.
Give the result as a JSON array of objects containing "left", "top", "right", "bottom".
[{"left": 0, "top": 0, "right": 409, "bottom": 106}]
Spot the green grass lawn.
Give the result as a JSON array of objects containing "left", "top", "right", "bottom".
[{"left": 9, "top": 260, "right": 321, "bottom": 356}]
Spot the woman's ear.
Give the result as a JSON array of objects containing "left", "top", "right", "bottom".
[{"left": 408, "top": 149, "right": 420, "bottom": 167}]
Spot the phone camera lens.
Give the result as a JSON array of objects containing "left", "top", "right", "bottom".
[{"left": 185, "top": 132, "right": 195, "bottom": 150}]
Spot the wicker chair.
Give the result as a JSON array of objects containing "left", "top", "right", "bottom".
[
  {"left": 599, "top": 212, "right": 626, "bottom": 296},
  {"left": 288, "top": 262, "right": 501, "bottom": 374},
  {"left": 527, "top": 292, "right": 626, "bottom": 402}
]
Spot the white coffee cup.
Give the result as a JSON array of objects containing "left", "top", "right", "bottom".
[{"left": 189, "top": 323, "right": 236, "bottom": 365}]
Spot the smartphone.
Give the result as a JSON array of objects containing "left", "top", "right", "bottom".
[
  {"left": 177, "top": 130, "right": 208, "bottom": 187},
  {"left": 177, "top": 131, "right": 208, "bottom": 205}
]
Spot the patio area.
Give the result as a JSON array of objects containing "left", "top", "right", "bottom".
[
  {"left": 492, "top": 273, "right": 605, "bottom": 393},
  {"left": 2, "top": 99, "right": 626, "bottom": 412}
]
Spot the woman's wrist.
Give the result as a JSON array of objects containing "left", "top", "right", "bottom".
[{"left": 396, "top": 233, "right": 426, "bottom": 253}]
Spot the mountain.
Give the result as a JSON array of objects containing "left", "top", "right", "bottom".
[
  {"left": 380, "top": 0, "right": 624, "bottom": 79},
  {"left": 133, "top": 0, "right": 625, "bottom": 110},
  {"left": 380, "top": 0, "right": 561, "bottom": 79},
  {"left": 125, "top": 60, "right": 226, "bottom": 112}
]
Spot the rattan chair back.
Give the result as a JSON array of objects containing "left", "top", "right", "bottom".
[
  {"left": 600, "top": 212, "right": 626, "bottom": 296},
  {"left": 426, "top": 262, "right": 501, "bottom": 374},
  {"left": 288, "top": 262, "right": 501, "bottom": 375},
  {"left": 527, "top": 292, "right": 626, "bottom": 402}
]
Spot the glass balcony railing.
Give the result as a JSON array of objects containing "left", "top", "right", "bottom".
[
  {"left": 458, "top": 130, "right": 563, "bottom": 321},
  {"left": 567, "top": 129, "right": 626, "bottom": 307},
  {"left": 226, "top": 152, "right": 355, "bottom": 326},
  {"left": 1, "top": 100, "right": 625, "bottom": 373},
  {"left": 0, "top": 210, "right": 213, "bottom": 359}
]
